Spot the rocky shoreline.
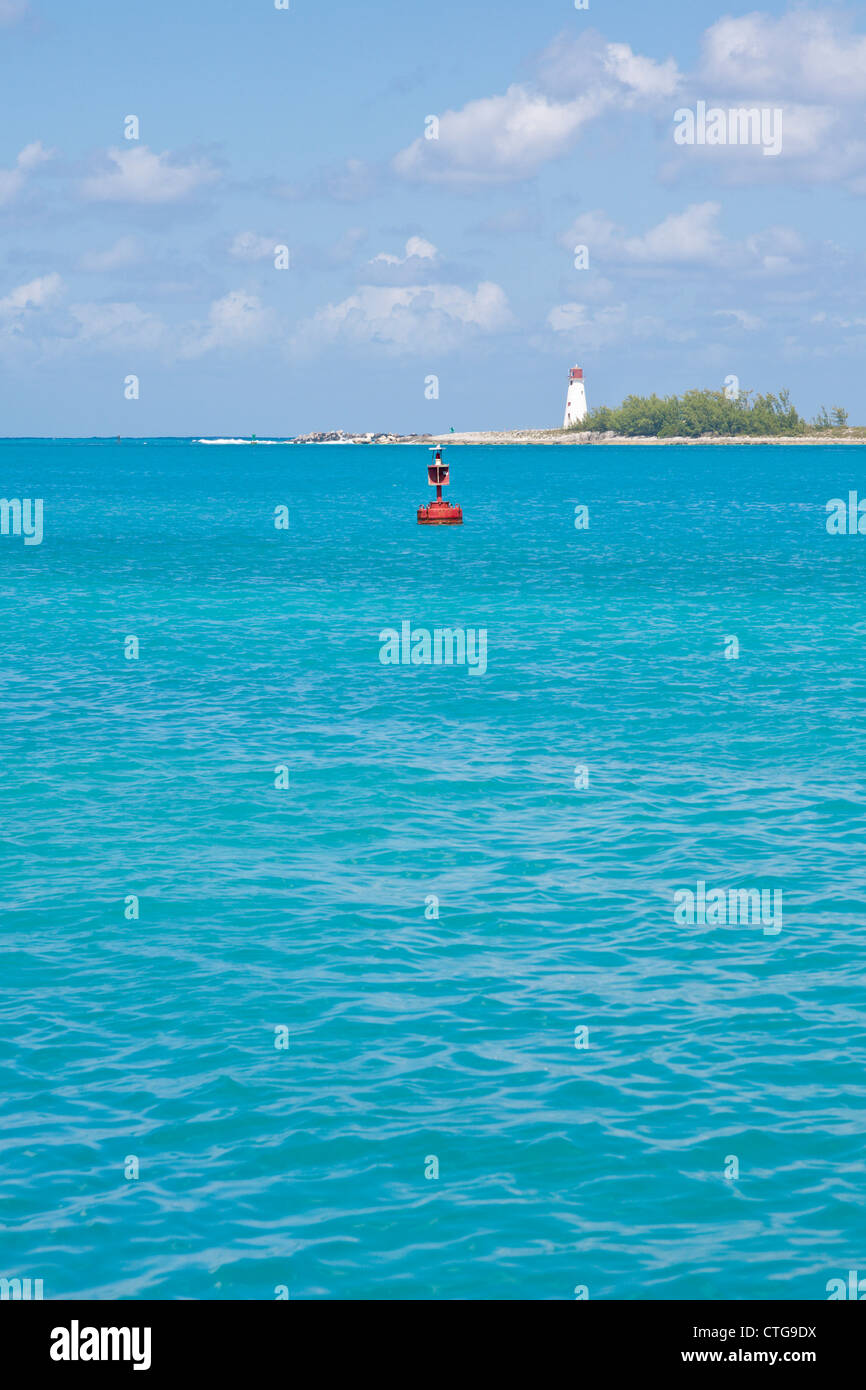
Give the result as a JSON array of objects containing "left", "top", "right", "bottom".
[{"left": 290, "top": 430, "right": 433, "bottom": 445}]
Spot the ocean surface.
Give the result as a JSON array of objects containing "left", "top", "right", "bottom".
[{"left": 1, "top": 438, "right": 865, "bottom": 1301}]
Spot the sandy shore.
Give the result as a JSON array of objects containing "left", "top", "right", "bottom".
[
  {"left": 428, "top": 429, "right": 866, "bottom": 446},
  {"left": 291, "top": 427, "right": 866, "bottom": 446}
]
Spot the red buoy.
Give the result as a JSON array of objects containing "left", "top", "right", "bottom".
[{"left": 417, "top": 446, "right": 463, "bottom": 525}]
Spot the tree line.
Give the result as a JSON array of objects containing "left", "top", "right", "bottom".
[{"left": 572, "top": 388, "right": 851, "bottom": 437}]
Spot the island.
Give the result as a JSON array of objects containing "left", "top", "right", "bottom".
[{"left": 289, "top": 389, "right": 864, "bottom": 445}]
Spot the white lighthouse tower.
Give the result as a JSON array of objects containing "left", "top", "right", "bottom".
[{"left": 563, "top": 365, "right": 587, "bottom": 428}]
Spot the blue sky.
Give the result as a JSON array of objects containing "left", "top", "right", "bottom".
[{"left": 2, "top": 0, "right": 866, "bottom": 434}]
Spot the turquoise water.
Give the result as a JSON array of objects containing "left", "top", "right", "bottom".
[{"left": 1, "top": 439, "right": 865, "bottom": 1301}]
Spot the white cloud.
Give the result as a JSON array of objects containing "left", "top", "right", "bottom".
[
  {"left": 742, "top": 225, "right": 806, "bottom": 274},
  {"left": 295, "top": 280, "right": 512, "bottom": 354},
  {"left": 0, "top": 272, "right": 62, "bottom": 317},
  {"left": 0, "top": 277, "right": 285, "bottom": 361},
  {"left": 366, "top": 236, "right": 442, "bottom": 285},
  {"left": 69, "top": 301, "right": 166, "bottom": 350},
  {"left": 393, "top": 85, "right": 597, "bottom": 185},
  {"left": 700, "top": 11, "right": 866, "bottom": 103},
  {"left": 566, "top": 202, "right": 726, "bottom": 266},
  {"left": 0, "top": 141, "right": 53, "bottom": 205},
  {"left": 81, "top": 146, "right": 219, "bottom": 204},
  {"left": 545, "top": 300, "right": 699, "bottom": 349},
  {"left": 17, "top": 141, "right": 53, "bottom": 171},
  {"left": 546, "top": 302, "right": 628, "bottom": 346},
  {"left": 79, "top": 237, "right": 139, "bottom": 272},
  {"left": 658, "top": 12, "right": 866, "bottom": 189},
  {"left": 182, "top": 289, "right": 275, "bottom": 357},
  {"left": 623, "top": 202, "right": 726, "bottom": 263},
  {"left": 537, "top": 32, "right": 679, "bottom": 102},
  {"left": 810, "top": 311, "right": 866, "bottom": 330},
  {"left": 603, "top": 42, "right": 680, "bottom": 99},
  {"left": 229, "top": 231, "right": 280, "bottom": 262},
  {"left": 371, "top": 236, "right": 437, "bottom": 266},
  {"left": 665, "top": 102, "right": 844, "bottom": 178},
  {"left": 713, "top": 308, "right": 764, "bottom": 331},
  {"left": 388, "top": 13, "right": 866, "bottom": 192},
  {"left": 564, "top": 203, "right": 807, "bottom": 274},
  {"left": 392, "top": 34, "right": 680, "bottom": 186}
]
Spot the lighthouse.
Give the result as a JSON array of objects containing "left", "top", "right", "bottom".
[{"left": 563, "top": 365, "right": 587, "bottom": 428}]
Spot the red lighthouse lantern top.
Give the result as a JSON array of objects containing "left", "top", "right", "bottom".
[{"left": 569, "top": 366, "right": 583, "bottom": 381}]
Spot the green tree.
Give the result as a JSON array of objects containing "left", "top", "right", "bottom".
[{"left": 574, "top": 387, "right": 809, "bottom": 437}]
